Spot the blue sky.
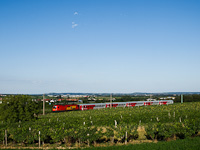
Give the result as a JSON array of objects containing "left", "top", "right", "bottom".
[{"left": 0, "top": 0, "right": 200, "bottom": 94}]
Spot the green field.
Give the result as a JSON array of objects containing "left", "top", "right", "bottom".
[
  {"left": 77, "top": 136, "right": 200, "bottom": 150},
  {"left": 0, "top": 102, "right": 200, "bottom": 149},
  {"left": 0, "top": 137, "right": 200, "bottom": 150}
]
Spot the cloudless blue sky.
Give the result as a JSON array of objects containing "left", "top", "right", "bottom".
[{"left": 0, "top": 0, "right": 200, "bottom": 94}]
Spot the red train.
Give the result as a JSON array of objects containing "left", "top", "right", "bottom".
[{"left": 52, "top": 100, "right": 173, "bottom": 112}]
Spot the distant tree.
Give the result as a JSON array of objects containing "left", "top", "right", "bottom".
[
  {"left": 121, "top": 96, "right": 132, "bottom": 102},
  {"left": 0, "top": 95, "right": 39, "bottom": 123},
  {"left": 82, "top": 97, "right": 88, "bottom": 103},
  {"left": 102, "top": 98, "right": 107, "bottom": 102},
  {"left": 95, "top": 100, "right": 101, "bottom": 103},
  {"left": 57, "top": 95, "right": 62, "bottom": 99},
  {"left": 192, "top": 94, "right": 200, "bottom": 102},
  {"left": 132, "top": 97, "right": 145, "bottom": 101},
  {"left": 175, "top": 96, "right": 180, "bottom": 103}
]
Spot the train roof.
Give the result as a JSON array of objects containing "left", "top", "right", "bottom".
[{"left": 78, "top": 100, "right": 173, "bottom": 106}]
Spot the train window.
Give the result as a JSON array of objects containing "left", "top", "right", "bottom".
[{"left": 53, "top": 106, "right": 57, "bottom": 109}]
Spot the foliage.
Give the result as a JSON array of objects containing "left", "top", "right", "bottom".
[
  {"left": 0, "top": 95, "right": 39, "bottom": 123},
  {"left": 0, "top": 101, "right": 200, "bottom": 147},
  {"left": 82, "top": 97, "right": 89, "bottom": 103},
  {"left": 75, "top": 136, "right": 200, "bottom": 150},
  {"left": 175, "top": 94, "right": 200, "bottom": 103}
]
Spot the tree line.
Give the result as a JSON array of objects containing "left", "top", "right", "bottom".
[{"left": 175, "top": 94, "right": 200, "bottom": 103}]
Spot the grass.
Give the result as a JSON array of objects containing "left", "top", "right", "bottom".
[
  {"left": 76, "top": 136, "right": 200, "bottom": 150},
  {"left": 1, "top": 136, "right": 200, "bottom": 149}
]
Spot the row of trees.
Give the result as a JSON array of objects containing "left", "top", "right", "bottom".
[
  {"left": 115, "top": 96, "right": 145, "bottom": 102},
  {"left": 175, "top": 94, "right": 200, "bottom": 103},
  {"left": 75, "top": 95, "right": 200, "bottom": 103},
  {"left": 116, "top": 95, "right": 200, "bottom": 103}
]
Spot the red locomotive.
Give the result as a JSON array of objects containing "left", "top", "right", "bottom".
[{"left": 52, "top": 104, "right": 79, "bottom": 112}]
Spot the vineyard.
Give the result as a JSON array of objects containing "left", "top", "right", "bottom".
[{"left": 0, "top": 102, "right": 200, "bottom": 148}]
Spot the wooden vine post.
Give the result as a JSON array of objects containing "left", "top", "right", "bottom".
[
  {"left": 125, "top": 131, "right": 127, "bottom": 145},
  {"left": 39, "top": 131, "right": 41, "bottom": 147},
  {"left": 5, "top": 130, "right": 7, "bottom": 146}
]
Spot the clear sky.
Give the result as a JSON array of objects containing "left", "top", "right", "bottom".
[{"left": 0, "top": 0, "right": 200, "bottom": 94}]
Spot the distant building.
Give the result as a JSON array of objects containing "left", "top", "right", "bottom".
[
  {"left": 48, "top": 95, "right": 54, "bottom": 97},
  {"left": 50, "top": 99, "right": 57, "bottom": 103},
  {"left": 78, "top": 100, "right": 83, "bottom": 103},
  {"left": 146, "top": 98, "right": 156, "bottom": 101},
  {"left": 41, "top": 99, "right": 51, "bottom": 102},
  {"left": 159, "top": 97, "right": 175, "bottom": 100},
  {"left": 62, "top": 95, "right": 88, "bottom": 98}
]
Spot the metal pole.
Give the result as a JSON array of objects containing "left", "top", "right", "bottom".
[
  {"left": 181, "top": 95, "right": 183, "bottom": 104},
  {"left": 110, "top": 93, "right": 112, "bottom": 108},
  {"left": 43, "top": 94, "right": 45, "bottom": 115}
]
